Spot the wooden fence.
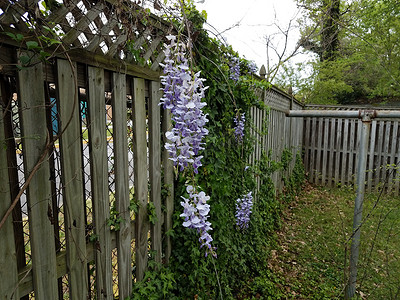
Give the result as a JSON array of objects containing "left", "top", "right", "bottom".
[
  {"left": 0, "top": 59, "right": 176, "bottom": 299},
  {"left": 0, "top": 0, "right": 174, "bottom": 299},
  {"left": 250, "top": 87, "right": 303, "bottom": 192},
  {"left": 303, "top": 105, "right": 400, "bottom": 195},
  {"left": 0, "top": 1, "right": 305, "bottom": 299}
]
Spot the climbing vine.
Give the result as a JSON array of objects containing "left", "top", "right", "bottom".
[{"left": 129, "top": 2, "right": 305, "bottom": 299}]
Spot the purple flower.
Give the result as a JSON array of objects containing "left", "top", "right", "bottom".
[
  {"left": 229, "top": 56, "right": 240, "bottom": 82},
  {"left": 247, "top": 61, "right": 258, "bottom": 74},
  {"left": 160, "top": 35, "right": 209, "bottom": 174},
  {"left": 235, "top": 191, "right": 253, "bottom": 230},
  {"left": 234, "top": 113, "right": 245, "bottom": 142},
  {"left": 180, "top": 185, "right": 216, "bottom": 257}
]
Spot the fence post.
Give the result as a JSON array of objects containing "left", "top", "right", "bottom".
[{"left": 345, "top": 112, "right": 372, "bottom": 299}]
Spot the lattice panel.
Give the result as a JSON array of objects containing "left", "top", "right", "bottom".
[{"left": 0, "top": 0, "right": 169, "bottom": 70}]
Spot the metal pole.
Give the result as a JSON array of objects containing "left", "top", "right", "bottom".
[
  {"left": 345, "top": 112, "right": 372, "bottom": 298},
  {"left": 286, "top": 109, "right": 400, "bottom": 119}
]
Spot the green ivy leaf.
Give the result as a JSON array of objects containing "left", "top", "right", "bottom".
[
  {"left": 26, "top": 41, "right": 39, "bottom": 50},
  {"left": 5, "top": 32, "right": 16, "bottom": 40},
  {"left": 19, "top": 55, "right": 31, "bottom": 66},
  {"left": 40, "top": 50, "right": 51, "bottom": 60}
]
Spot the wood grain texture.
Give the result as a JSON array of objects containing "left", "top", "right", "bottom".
[
  {"left": 57, "top": 59, "right": 88, "bottom": 299},
  {"left": 149, "top": 81, "right": 162, "bottom": 264},
  {"left": 87, "top": 66, "right": 113, "bottom": 299},
  {"left": 18, "top": 60, "right": 58, "bottom": 299},
  {"left": 111, "top": 72, "right": 132, "bottom": 299},
  {"left": 0, "top": 90, "right": 19, "bottom": 300},
  {"left": 132, "top": 77, "right": 149, "bottom": 280},
  {"left": 162, "top": 107, "right": 174, "bottom": 264}
]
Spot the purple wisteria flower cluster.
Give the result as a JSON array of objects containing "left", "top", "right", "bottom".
[
  {"left": 160, "top": 35, "right": 209, "bottom": 174},
  {"left": 235, "top": 191, "right": 253, "bottom": 230},
  {"left": 180, "top": 185, "right": 216, "bottom": 257},
  {"left": 234, "top": 113, "right": 245, "bottom": 142},
  {"left": 160, "top": 35, "right": 215, "bottom": 257},
  {"left": 247, "top": 61, "right": 258, "bottom": 75},
  {"left": 229, "top": 56, "right": 240, "bottom": 82}
]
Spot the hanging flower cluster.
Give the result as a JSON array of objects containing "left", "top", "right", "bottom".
[
  {"left": 229, "top": 56, "right": 240, "bottom": 82},
  {"left": 235, "top": 191, "right": 253, "bottom": 230},
  {"left": 160, "top": 35, "right": 209, "bottom": 174},
  {"left": 247, "top": 61, "right": 258, "bottom": 75},
  {"left": 234, "top": 113, "right": 245, "bottom": 142},
  {"left": 180, "top": 185, "right": 216, "bottom": 257},
  {"left": 160, "top": 35, "right": 215, "bottom": 257}
]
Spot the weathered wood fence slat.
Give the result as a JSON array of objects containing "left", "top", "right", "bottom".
[
  {"left": 88, "top": 66, "right": 114, "bottom": 300},
  {"left": 57, "top": 59, "right": 88, "bottom": 299},
  {"left": 149, "top": 81, "right": 162, "bottom": 264},
  {"left": 303, "top": 106, "right": 400, "bottom": 195},
  {"left": 19, "top": 61, "right": 59, "bottom": 299},
  {"left": 132, "top": 77, "right": 149, "bottom": 282},
  {"left": 0, "top": 87, "right": 20, "bottom": 300},
  {"left": 111, "top": 72, "right": 131, "bottom": 299}
]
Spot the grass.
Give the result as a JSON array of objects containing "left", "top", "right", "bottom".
[{"left": 269, "top": 184, "right": 400, "bottom": 299}]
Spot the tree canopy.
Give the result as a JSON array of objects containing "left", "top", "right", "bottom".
[{"left": 278, "top": 0, "right": 400, "bottom": 104}]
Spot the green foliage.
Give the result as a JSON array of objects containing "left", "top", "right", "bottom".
[
  {"left": 289, "top": 0, "right": 400, "bottom": 104},
  {"left": 130, "top": 252, "right": 178, "bottom": 300},
  {"left": 147, "top": 202, "right": 158, "bottom": 225},
  {"left": 160, "top": 6, "right": 306, "bottom": 299},
  {"left": 107, "top": 197, "right": 138, "bottom": 231},
  {"left": 282, "top": 152, "right": 306, "bottom": 202},
  {"left": 107, "top": 200, "right": 125, "bottom": 231},
  {"left": 4, "top": 23, "right": 62, "bottom": 69}
]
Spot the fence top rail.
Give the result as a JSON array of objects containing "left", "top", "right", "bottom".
[
  {"left": 286, "top": 109, "right": 400, "bottom": 119},
  {"left": 305, "top": 104, "right": 400, "bottom": 111}
]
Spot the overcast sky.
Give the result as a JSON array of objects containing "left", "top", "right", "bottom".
[{"left": 195, "top": 0, "right": 308, "bottom": 76}]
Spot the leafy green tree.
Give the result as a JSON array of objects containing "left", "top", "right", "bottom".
[
  {"left": 282, "top": 0, "right": 400, "bottom": 104},
  {"left": 297, "top": 0, "right": 342, "bottom": 61}
]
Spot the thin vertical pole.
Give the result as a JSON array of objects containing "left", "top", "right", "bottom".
[{"left": 345, "top": 115, "right": 371, "bottom": 299}]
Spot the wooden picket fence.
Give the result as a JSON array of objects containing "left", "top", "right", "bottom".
[
  {"left": 0, "top": 0, "right": 175, "bottom": 299},
  {"left": 250, "top": 87, "right": 303, "bottom": 192},
  {"left": 0, "top": 1, "right": 306, "bottom": 299},
  {"left": 303, "top": 105, "right": 400, "bottom": 194},
  {"left": 0, "top": 59, "right": 176, "bottom": 299}
]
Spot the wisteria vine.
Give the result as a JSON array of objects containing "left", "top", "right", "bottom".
[
  {"left": 229, "top": 56, "right": 240, "bottom": 82},
  {"left": 234, "top": 112, "right": 245, "bottom": 142},
  {"left": 160, "top": 35, "right": 215, "bottom": 257},
  {"left": 180, "top": 185, "right": 216, "bottom": 257},
  {"left": 247, "top": 61, "right": 258, "bottom": 75},
  {"left": 235, "top": 191, "right": 253, "bottom": 230},
  {"left": 160, "top": 35, "right": 209, "bottom": 174}
]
